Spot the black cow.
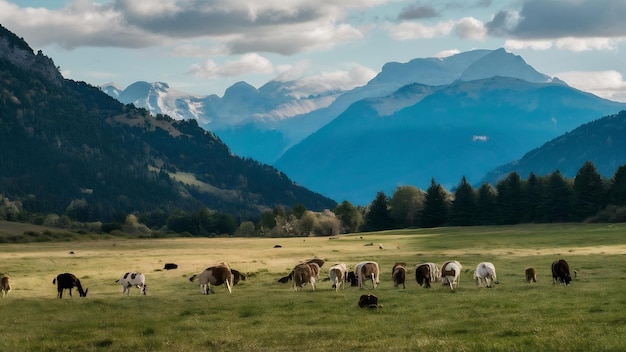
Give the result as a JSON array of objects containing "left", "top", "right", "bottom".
[
  {"left": 392, "top": 262, "right": 407, "bottom": 289},
  {"left": 53, "top": 273, "right": 88, "bottom": 298},
  {"left": 551, "top": 259, "right": 572, "bottom": 285},
  {"left": 163, "top": 263, "right": 178, "bottom": 270},
  {"left": 346, "top": 271, "right": 358, "bottom": 286}
]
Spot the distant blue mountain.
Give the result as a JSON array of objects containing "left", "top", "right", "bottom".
[
  {"left": 274, "top": 77, "right": 626, "bottom": 205},
  {"left": 482, "top": 110, "right": 626, "bottom": 184}
]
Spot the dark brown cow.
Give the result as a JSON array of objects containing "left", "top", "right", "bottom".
[
  {"left": 525, "top": 267, "right": 537, "bottom": 283},
  {"left": 189, "top": 262, "right": 233, "bottom": 294},
  {"left": 231, "top": 269, "right": 247, "bottom": 285},
  {"left": 392, "top": 262, "right": 407, "bottom": 289},
  {"left": 415, "top": 263, "right": 440, "bottom": 288},
  {"left": 163, "top": 263, "right": 178, "bottom": 270},
  {"left": 552, "top": 259, "right": 572, "bottom": 285},
  {"left": 53, "top": 273, "right": 88, "bottom": 298}
]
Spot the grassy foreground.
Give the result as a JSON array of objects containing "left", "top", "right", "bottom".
[{"left": 1, "top": 223, "right": 626, "bottom": 351}]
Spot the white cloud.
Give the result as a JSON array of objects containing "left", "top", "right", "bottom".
[
  {"left": 555, "top": 70, "right": 626, "bottom": 102},
  {"left": 454, "top": 17, "right": 486, "bottom": 40},
  {"left": 554, "top": 37, "right": 620, "bottom": 52},
  {"left": 189, "top": 53, "right": 274, "bottom": 78},
  {"left": 504, "top": 39, "right": 553, "bottom": 51},
  {"left": 435, "top": 49, "right": 460, "bottom": 58},
  {"left": 386, "top": 20, "right": 455, "bottom": 41}
]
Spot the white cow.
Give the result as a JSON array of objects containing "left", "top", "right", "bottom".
[
  {"left": 116, "top": 272, "right": 146, "bottom": 295},
  {"left": 354, "top": 261, "right": 379, "bottom": 289},
  {"left": 474, "top": 262, "right": 499, "bottom": 288},
  {"left": 328, "top": 263, "right": 348, "bottom": 291},
  {"left": 441, "top": 260, "right": 462, "bottom": 291}
]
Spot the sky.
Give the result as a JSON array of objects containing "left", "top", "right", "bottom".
[{"left": 2, "top": 0, "right": 626, "bottom": 102}]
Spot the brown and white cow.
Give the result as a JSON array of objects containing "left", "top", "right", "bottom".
[
  {"left": 441, "top": 260, "right": 462, "bottom": 291},
  {"left": 278, "top": 258, "right": 325, "bottom": 283},
  {"left": 525, "top": 267, "right": 537, "bottom": 283},
  {"left": 53, "top": 273, "right": 88, "bottom": 298},
  {"left": 291, "top": 262, "right": 318, "bottom": 291},
  {"left": 392, "top": 262, "right": 407, "bottom": 289},
  {"left": 189, "top": 262, "right": 234, "bottom": 294},
  {"left": 415, "top": 263, "right": 440, "bottom": 288},
  {"left": 1, "top": 276, "right": 11, "bottom": 297},
  {"left": 355, "top": 261, "right": 379, "bottom": 289},
  {"left": 551, "top": 259, "right": 572, "bottom": 285}
]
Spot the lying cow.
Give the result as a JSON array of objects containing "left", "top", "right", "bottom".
[
  {"left": 358, "top": 294, "right": 381, "bottom": 309},
  {"left": 552, "top": 259, "right": 572, "bottom": 286}
]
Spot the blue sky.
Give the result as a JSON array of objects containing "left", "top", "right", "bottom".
[{"left": 2, "top": 0, "right": 626, "bottom": 101}]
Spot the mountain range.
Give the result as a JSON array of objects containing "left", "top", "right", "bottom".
[
  {"left": 0, "top": 24, "right": 336, "bottom": 221},
  {"left": 104, "top": 49, "right": 626, "bottom": 204}
]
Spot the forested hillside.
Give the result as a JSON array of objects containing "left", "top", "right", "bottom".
[{"left": 0, "top": 24, "right": 336, "bottom": 225}]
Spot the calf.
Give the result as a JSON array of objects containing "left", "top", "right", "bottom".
[
  {"left": 392, "top": 262, "right": 407, "bottom": 289},
  {"left": 358, "top": 294, "right": 381, "bottom": 308},
  {"left": 53, "top": 273, "right": 88, "bottom": 298},
  {"left": 552, "top": 259, "right": 572, "bottom": 285},
  {"left": 1, "top": 276, "right": 11, "bottom": 297},
  {"left": 525, "top": 267, "right": 537, "bottom": 283}
]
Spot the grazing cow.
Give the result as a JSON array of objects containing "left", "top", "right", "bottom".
[
  {"left": 116, "top": 272, "right": 146, "bottom": 295},
  {"left": 1, "top": 276, "right": 11, "bottom": 297},
  {"left": 441, "top": 260, "right": 462, "bottom": 291},
  {"left": 53, "top": 273, "right": 88, "bottom": 298},
  {"left": 291, "top": 262, "right": 318, "bottom": 291},
  {"left": 415, "top": 263, "right": 440, "bottom": 288},
  {"left": 552, "top": 259, "right": 572, "bottom": 286},
  {"left": 328, "top": 263, "right": 348, "bottom": 291},
  {"left": 355, "top": 261, "right": 380, "bottom": 289},
  {"left": 163, "top": 263, "right": 178, "bottom": 270},
  {"left": 525, "top": 267, "right": 537, "bottom": 283},
  {"left": 278, "top": 258, "right": 325, "bottom": 283},
  {"left": 358, "top": 294, "right": 381, "bottom": 308},
  {"left": 189, "top": 262, "right": 233, "bottom": 294},
  {"left": 392, "top": 262, "right": 407, "bottom": 289},
  {"left": 346, "top": 271, "right": 359, "bottom": 286},
  {"left": 474, "top": 262, "right": 499, "bottom": 288}
]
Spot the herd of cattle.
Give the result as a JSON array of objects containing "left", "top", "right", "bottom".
[{"left": 0, "top": 258, "right": 574, "bottom": 299}]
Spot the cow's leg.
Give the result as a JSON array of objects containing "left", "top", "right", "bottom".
[
  {"left": 310, "top": 277, "right": 316, "bottom": 291},
  {"left": 225, "top": 279, "right": 232, "bottom": 294}
]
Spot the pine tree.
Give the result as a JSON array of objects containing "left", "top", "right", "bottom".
[
  {"left": 609, "top": 165, "right": 626, "bottom": 206},
  {"left": 421, "top": 179, "right": 449, "bottom": 228},
  {"left": 364, "top": 192, "right": 394, "bottom": 231},
  {"left": 475, "top": 183, "right": 497, "bottom": 225},
  {"left": 572, "top": 161, "right": 606, "bottom": 221},
  {"left": 448, "top": 176, "right": 476, "bottom": 226},
  {"left": 496, "top": 172, "right": 524, "bottom": 224},
  {"left": 542, "top": 170, "right": 573, "bottom": 222}
]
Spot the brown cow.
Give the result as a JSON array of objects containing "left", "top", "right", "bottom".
[
  {"left": 189, "top": 262, "right": 233, "bottom": 294},
  {"left": 355, "top": 261, "right": 379, "bottom": 289},
  {"left": 1, "top": 276, "right": 11, "bottom": 297},
  {"left": 525, "top": 267, "right": 537, "bottom": 283},
  {"left": 392, "top": 262, "right": 407, "bottom": 289},
  {"left": 278, "top": 258, "right": 325, "bottom": 283},
  {"left": 291, "top": 262, "right": 318, "bottom": 291},
  {"left": 415, "top": 263, "right": 440, "bottom": 288},
  {"left": 552, "top": 259, "right": 572, "bottom": 285}
]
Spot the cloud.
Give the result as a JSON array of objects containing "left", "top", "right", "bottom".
[
  {"left": 275, "top": 63, "right": 377, "bottom": 97},
  {"left": 454, "top": 17, "right": 486, "bottom": 40},
  {"left": 0, "top": 0, "right": 380, "bottom": 55},
  {"left": 189, "top": 53, "right": 274, "bottom": 78},
  {"left": 487, "top": 0, "right": 626, "bottom": 40},
  {"left": 386, "top": 17, "right": 486, "bottom": 41},
  {"left": 555, "top": 70, "right": 626, "bottom": 102},
  {"left": 397, "top": 4, "right": 439, "bottom": 20}
]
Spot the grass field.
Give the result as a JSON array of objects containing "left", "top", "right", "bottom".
[{"left": 1, "top": 222, "right": 626, "bottom": 351}]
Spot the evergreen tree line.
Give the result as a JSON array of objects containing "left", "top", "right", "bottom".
[{"left": 362, "top": 161, "right": 626, "bottom": 231}]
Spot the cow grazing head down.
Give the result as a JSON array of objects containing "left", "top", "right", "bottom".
[
  {"left": 278, "top": 258, "right": 325, "bottom": 283},
  {"left": 415, "top": 263, "right": 440, "bottom": 288},
  {"left": 552, "top": 259, "right": 572, "bottom": 286},
  {"left": 473, "top": 262, "right": 499, "bottom": 288},
  {"left": 116, "top": 272, "right": 146, "bottom": 295},
  {"left": 291, "top": 262, "right": 318, "bottom": 291},
  {"left": 1, "top": 276, "right": 11, "bottom": 297},
  {"left": 525, "top": 267, "right": 537, "bottom": 283},
  {"left": 358, "top": 294, "right": 382, "bottom": 309},
  {"left": 328, "top": 263, "right": 348, "bottom": 291},
  {"left": 189, "top": 262, "right": 234, "bottom": 294},
  {"left": 441, "top": 260, "right": 462, "bottom": 291},
  {"left": 392, "top": 262, "right": 407, "bottom": 289},
  {"left": 355, "top": 261, "right": 380, "bottom": 289},
  {"left": 53, "top": 273, "right": 88, "bottom": 298}
]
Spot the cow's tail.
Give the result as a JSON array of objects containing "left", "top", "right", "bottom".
[{"left": 52, "top": 278, "right": 56, "bottom": 285}]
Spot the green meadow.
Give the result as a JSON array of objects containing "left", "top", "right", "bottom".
[{"left": 1, "top": 222, "right": 626, "bottom": 351}]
